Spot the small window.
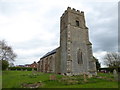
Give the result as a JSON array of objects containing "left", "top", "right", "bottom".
[{"left": 76, "top": 20, "right": 79, "bottom": 26}]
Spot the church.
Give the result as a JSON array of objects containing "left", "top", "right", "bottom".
[{"left": 37, "top": 7, "right": 97, "bottom": 76}]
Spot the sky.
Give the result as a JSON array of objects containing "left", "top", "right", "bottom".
[{"left": 0, "top": 0, "right": 118, "bottom": 67}]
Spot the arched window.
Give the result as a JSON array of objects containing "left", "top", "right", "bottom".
[{"left": 77, "top": 49, "right": 83, "bottom": 64}]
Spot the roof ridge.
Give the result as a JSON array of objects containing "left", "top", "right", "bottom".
[{"left": 40, "top": 47, "right": 59, "bottom": 59}]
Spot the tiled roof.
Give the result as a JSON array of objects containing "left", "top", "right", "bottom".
[{"left": 40, "top": 48, "right": 57, "bottom": 59}]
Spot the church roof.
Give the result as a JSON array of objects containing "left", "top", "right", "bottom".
[{"left": 40, "top": 47, "right": 58, "bottom": 59}]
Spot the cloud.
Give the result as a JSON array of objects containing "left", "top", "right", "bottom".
[
  {"left": 86, "top": 2, "right": 118, "bottom": 52},
  {"left": 93, "top": 51, "right": 107, "bottom": 67},
  {"left": 0, "top": 0, "right": 118, "bottom": 66}
]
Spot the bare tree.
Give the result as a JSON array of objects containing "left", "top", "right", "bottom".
[
  {"left": 0, "top": 40, "right": 17, "bottom": 62},
  {"left": 104, "top": 52, "right": 120, "bottom": 68}
]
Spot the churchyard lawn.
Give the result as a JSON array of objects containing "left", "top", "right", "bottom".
[{"left": 2, "top": 71, "right": 118, "bottom": 88}]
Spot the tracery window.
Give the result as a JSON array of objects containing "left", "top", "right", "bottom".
[{"left": 77, "top": 49, "right": 83, "bottom": 64}]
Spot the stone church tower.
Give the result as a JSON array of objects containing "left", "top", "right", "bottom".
[
  {"left": 60, "top": 7, "right": 96, "bottom": 75},
  {"left": 37, "top": 7, "right": 97, "bottom": 76}
]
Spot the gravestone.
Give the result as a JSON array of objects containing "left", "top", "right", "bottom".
[
  {"left": 88, "top": 74, "right": 92, "bottom": 78},
  {"left": 83, "top": 73, "right": 87, "bottom": 82},
  {"left": 32, "top": 68, "right": 34, "bottom": 71},
  {"left": 32, "top": 68, "right": 36, "bottom": 75},
  {"left": 113, "top": 69, "right": 118, "bottom": 81}
]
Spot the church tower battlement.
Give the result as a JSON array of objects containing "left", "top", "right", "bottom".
[
  {"left": 60, "top": 7, "right": 88, "bottom": 33},
  {"left": 61, "top": 7, "right": 84, "bottom": 18}
]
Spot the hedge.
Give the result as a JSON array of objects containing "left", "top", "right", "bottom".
[
  {"left": 8, "top": 67, "right": 37, "bottom": 71},
  {"left": 99, "top": 67, "right": 120, "bottom": 73}
]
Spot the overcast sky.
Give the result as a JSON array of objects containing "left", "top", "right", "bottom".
[{"left": 0, "top": 0, "right": 118, "bottom": 67}]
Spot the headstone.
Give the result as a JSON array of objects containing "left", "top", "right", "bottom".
[
  {"left": 32, "top": 68, "right": 34, "bottom": 71},
  {"left": 88, "top": 74, "right": 92, "bottom": 78},
  {"left": 6, "top": 68, "right": 8, "bottom": 71},
  {"left": 32, "top": 68, "right": 36, "bottom": 75},
  {"left": 83, "top": 73, "right": 87, "bottom": 82},
  {"left": 113, "top": 69, "right": 118, "bottom": 81}
]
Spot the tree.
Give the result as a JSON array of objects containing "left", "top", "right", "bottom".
[
  {"left": 96, "top": 59, "right": 101, "bottom": 71},
  {"left": 93, "top": 56, "right": 101, "bottom": 71},
  {"left": 103, "top": 52, "right": 120, "bottom": 68},
  {"left": 0, "top": 60, "right": 9, "bottom": 70},
  {"left": 0, "top": 40, "right": 17, "bottom": 62},
  {"left": 9, "top": 62, "right": 14, "bottom": 67}
]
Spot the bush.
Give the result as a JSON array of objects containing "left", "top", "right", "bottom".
[
  {"left": 8, "top": 67, "right": 37, "bottom": 71},
  {"left": 1, "top": 60, "right": 9, "bottom": 70},
  {"left": 99, "top": 67, "right": 120, "bottom": 73}
]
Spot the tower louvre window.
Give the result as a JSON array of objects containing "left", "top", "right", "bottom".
[{"left": 76, "top": 20, "right": 79, "bottom": 26}]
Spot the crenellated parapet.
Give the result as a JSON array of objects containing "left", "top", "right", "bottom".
[{"left": 61, "top": 7, "right": 84, "bottom": 19}]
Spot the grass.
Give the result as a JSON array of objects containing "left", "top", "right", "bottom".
[
  {"left": 2, "top": 70, "right": 118, "bottom": 88},
  {"left": 0, "top": 70, "right": 2, "bottom": 89}
]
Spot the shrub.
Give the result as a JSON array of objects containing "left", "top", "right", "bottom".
[
  {"left": 99, "top": 67, "right": 120, "bottom": 73},
  {"left": 8, "top": 67, "right": 37, "bottom": 71},
  {"left": 1, "top": 60, "right": 9, "bottom": 70}
]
